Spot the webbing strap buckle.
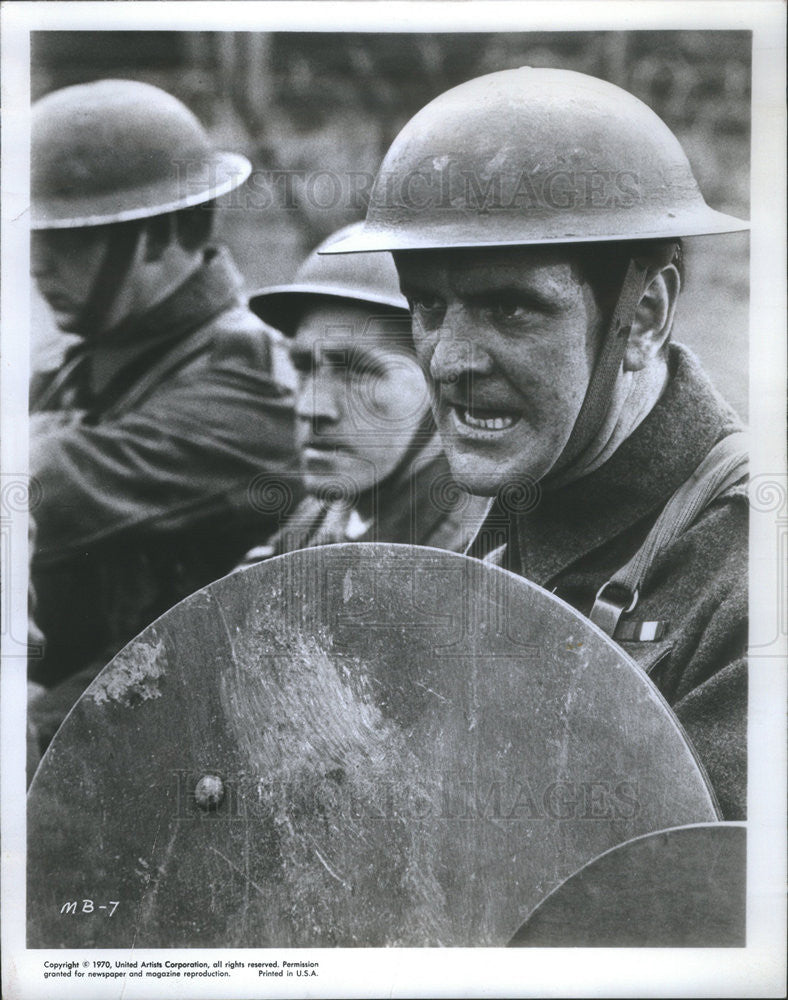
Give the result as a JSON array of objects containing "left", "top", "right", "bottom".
[{"left": 589, "top": 581, "right": 638, "bottom": 637}]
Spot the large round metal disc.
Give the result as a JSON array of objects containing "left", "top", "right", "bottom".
[
  {"left": 509, "top": 823, "right": 745, "bottom": 947},
  {"left": 28, "top": 543, "right": 718, "bottom": 948}
]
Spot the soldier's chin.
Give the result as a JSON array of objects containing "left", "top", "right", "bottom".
[
  {"left": 444, "top": 453, "right": 546, "bottom": 498},
  {"left": 442, "top": 462, "right": 504, "bottom": 498},
  {"left": 50, "top": 310, "right": 84, "bottom": 335},
  {"left": 303, "top": 470, "right": 343, "bottom": 497},
  {"left": 302, "top": 466, "right": 375, "bottom": 500},
  {"left": 302, "top": 449, "right": 381, "bottom": 498}
]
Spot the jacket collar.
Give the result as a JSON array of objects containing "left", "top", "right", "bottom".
[
  {"left": 484, "top": 344, "right": 743, "bottom": 585},
  {"left": 67, "top": 246, "right": 242, "bottom": 397}
]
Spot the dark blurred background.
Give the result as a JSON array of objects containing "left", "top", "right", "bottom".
[{"left": 31, "top": 30, "right": 751, "bottom": 416}]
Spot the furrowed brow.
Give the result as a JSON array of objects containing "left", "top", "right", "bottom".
[
  {"left": 323, "top": 345, "right": 389, "bottom": 374},
  {"left": 466, "top": 284, "right": 564, "bottom": 314},
  {"left": 398, "top": 281, "right": 438, "bottom": 301}
]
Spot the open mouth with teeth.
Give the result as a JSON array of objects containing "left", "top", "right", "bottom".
[{"left": 454, "top": 405, "right": 520, "bottom": 431}]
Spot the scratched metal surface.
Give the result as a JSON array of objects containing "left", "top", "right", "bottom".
[
  {"left": 510, "top": 822, "right": 745, "bottom": 946},
  {"left": 28, "top": 543, "right": 718, "bottom": 948}
]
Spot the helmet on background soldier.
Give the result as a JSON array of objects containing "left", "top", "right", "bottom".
[
  {"left": 31, "top": 79, "right": 252, "bottom": 336},
  {"left": 249, "top": 223, "right": 408, "bottom": 336},
  {"left": 31, "top": 78, "right": 250, "bottom": 230}
]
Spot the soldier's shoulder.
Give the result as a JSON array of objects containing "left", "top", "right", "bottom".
[
  {"left": 202, "top": 302, "right": 296, "bottom": 392},
  {"left": 694, "top": 477, "right": 749, "bottom": 535},
  {"left": 669, "top": 480, "right": 748, "bottom": 605},
  {"left": 208, "top": 301, "right": 276, "bottom": 358}
]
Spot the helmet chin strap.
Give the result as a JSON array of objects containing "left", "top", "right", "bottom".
[
  {"left": 75, "top": 222, "right": 143, "bottom": 340},
  {"left": 541, "top": 257, "right": 651, "bottom": 487}
]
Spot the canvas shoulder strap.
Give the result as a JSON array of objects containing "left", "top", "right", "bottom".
[{"left": 589, "top": 432, "right": 748, "bottom": 638}]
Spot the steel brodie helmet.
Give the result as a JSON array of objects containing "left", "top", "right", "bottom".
[
  {"left": 250, "top": 223, "right": 408, "bottom": 337},
  {"left": 31, "top": 79, "right": 252, "bottom": 230},
  {"left": 325, "top": 67, "right": 748, "bottom": 254}
]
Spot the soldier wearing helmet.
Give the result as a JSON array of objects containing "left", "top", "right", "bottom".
[
  {"left": 237, "top": 223, "right": 488, "bottom": 564},
  {"left": 327, "top": 68, "right": 749, "bottom": 819},
  {"left": 28, "top": 80, "right": 301, "bottom": 750}
]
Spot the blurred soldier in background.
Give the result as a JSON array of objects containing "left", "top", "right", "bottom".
[
  {"left": 329, "top": 68, "right": 750, "bottom": 819},
  {"left": 238, "top": 224, "right": 488, "bottom": 565},
  {"left": 28, "top": 80, "right": 301, "bottom": 755}
]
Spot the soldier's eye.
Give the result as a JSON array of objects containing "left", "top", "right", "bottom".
[
  {"left": 411, "top": 295, "right": 443, "bottom": 311},
  {"left": 489, "top": 299, "right": 528, "bottom": 321},
  {"left": 408, "top": 295, "right": 444, "bottom": 324},
  {"left": 347, "top": 352, "right": 386, "bottom": 378}
]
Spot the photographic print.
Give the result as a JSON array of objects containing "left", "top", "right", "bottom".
[{"left": 2, "top": 2, "right": 785, "bottom": 998}]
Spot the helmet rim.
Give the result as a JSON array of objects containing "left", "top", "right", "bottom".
[
  {"left": 250, "top": 283, "right": 408, "bottom": 337},
  {"left": 252, "top": 222, "right": 409, "bottom": 334},
  {"left": 31, "top": 151, "right": 251, "bottom": 230},
  {"left": 322, "top": 206, "right": 750, "bottom": 255}
]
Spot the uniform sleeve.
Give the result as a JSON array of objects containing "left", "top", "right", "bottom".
[
  {"left": 672, "top": 657, "right": 747, "bottom": 822},
  {"left": 654, "top": 494, "right": 749, "bottom": 821},
  {"left": 31, "top": 348, "right": 300, "bottom": 563}
]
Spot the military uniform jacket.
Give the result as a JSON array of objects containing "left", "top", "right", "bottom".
[
  {"left": 30, "top": 247, "right": 301, "bottom": 686},
  {"left": 468, "top": 344, "right": 748, "bottom": 820}
]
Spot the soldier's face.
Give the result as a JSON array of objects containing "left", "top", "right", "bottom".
[
  {"left": 290, "top": 301, "right": 430, "bottom": 496},
  {"left": 31, "top": 228, "right": 109, "bottom": 333},
  {"left": 395, "top": 246, "right": 603, "bottom": 495}
]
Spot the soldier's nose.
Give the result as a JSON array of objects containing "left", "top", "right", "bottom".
[
  {"left": 297, "top": 373, "right": 341, "bottom": 424},
  {"left": 429, "top": 335, "right": 494, "bottom": 384}
]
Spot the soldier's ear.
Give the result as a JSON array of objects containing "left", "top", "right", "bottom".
[{"left": 624, "top": 264, "right": 680, "bottom": 371}]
